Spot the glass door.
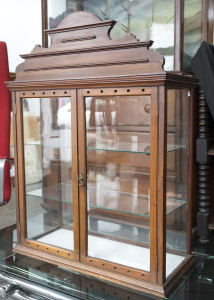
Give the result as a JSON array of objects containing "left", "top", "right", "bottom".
[
  {"left": 16, "top": 90, "right": 79, "bottom": 260},
  {"left": 78, "top": 87, "right": 158, "bottom": 281}
]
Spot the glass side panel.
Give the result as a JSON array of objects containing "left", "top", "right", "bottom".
[
  {"left": 166, "top": 89, "right": 190, "bottom": 277},
  {"left": 47, "top": 0, "right": 174, "bottom": 70},
  {"left": 183, "top": 0, "right": 202, "bottom": 72},
  {"left": 85, "top": 95, "right": 151, "bottom": 272},
  {"left": 22, "top": 97, "right": 74, "bottom": 251}
]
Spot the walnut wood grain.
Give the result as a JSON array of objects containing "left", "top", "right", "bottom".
[
  {"left": 16, "top": 95, "right": 27, "bottom": 243},
  {"left": 71, "top": 90, "right": 80, "bottom": 261},
  {"left": 12, "top": 12, "right": 164, "bottom": 83},
  {"left": 157, "top": 86, "right": 167, "bottom": 284},
  {"left": 150, "top": 87, "right": 158, "bottom": 282},
  {"left": 12, "top": 92, "right": 20, "bottom": 243}
]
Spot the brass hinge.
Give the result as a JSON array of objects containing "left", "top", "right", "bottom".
[
  {"left": 156, "top": 256, "right": 158, "bottom": 270},
  {"left": 14, "top": 102, "right": 17, "bottom": 115},
  {"left": 186, "top": 147, "right": 190, "bottom": 156}
]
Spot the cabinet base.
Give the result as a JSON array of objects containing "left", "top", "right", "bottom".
[{"left": 13, "top": 244, "right": 195, "bottom": 298}]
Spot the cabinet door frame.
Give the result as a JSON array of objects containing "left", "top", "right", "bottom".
[
  {"left": 77, "top": 87, "right": 158, "bottom": 283},
  {"left": 15, "top": 89, "right": 80, "bottom": 261}
]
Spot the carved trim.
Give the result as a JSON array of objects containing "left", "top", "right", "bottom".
[
  {"left": 44, "top": 20, "right": 117, "bottom": 34},
  {"left": 61, "top": 35, "right": 96, "bottom": 43},
  {"left": 14, "top": 243, "right": 195, "bottom": 298},
  {"left": 6, "top": 74, "right": 198, "bottom": 91},
  {"left": 20, "top": 41, "right": 154, "bottom": 59},
  {"left": 198, "top": 89, "right": 210, "bottom": 139},
  {"left": 24, "top": 58, "right": 149, "bottom": 72},
  {"left": 7, "top": 75, "right": 198, "bottom": 91}
]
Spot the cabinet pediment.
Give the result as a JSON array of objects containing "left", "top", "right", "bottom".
[{"left": 12, "top": 11, "right": 164, "bottom": 84}]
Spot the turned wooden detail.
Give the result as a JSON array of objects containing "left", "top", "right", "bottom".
[
  {"left": 197, "top": 89, "right": 210, "bottom": 243},
  {"left": 198, "top": 89, "right": 210, "bottom": 139},
  {"left": 198, "top": 163, "right": 210, "bottom": 213}
]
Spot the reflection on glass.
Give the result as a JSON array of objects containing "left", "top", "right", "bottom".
[
  {"left": 22, "top": 97, "right": 74, "bottom": 251},
  {"left": 47, "top": 0, "right": 174, "bottom": 70},
  {"left": 0, "top": 253, "right": 154, "bottom": 300},
  {"left": 183, "top": 0, "right": 202, "bottom": 72},
  {"left": 166, "top": 89, "right": 190, "bottom": 277},
  {"left": 85, "top": 95, "right": 151, "bottom": 271}
]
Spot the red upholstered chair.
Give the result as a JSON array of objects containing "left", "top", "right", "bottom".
[{"left": 0, "top": 41, "right": 11, "bottom": 203}]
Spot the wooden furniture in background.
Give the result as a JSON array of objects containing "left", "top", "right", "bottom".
[
  {"left": 196, "top": 89, "right": 214, "bottom": 242},
  {"left": 196, "top": 90, "right": 211, "bottom": 243}
]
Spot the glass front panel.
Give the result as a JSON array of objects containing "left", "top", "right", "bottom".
[
  {"left": 85, "top": 95, "right": 151, "bottom": 272},
  {"left": 22, "top": 97, "right": 74, "bottom": 251},
  {"left": 166, "top": 89, "right": 190, "bottom": 277},
  {"left": 47, "top": 0, "right": 174, "bottom": 70},
  {"left": 183, "top": 0, "right": 202, "bottom": 72}
]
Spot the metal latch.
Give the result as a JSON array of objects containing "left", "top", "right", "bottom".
[{"left": 78, "top": 173, "right": 84, "bottom": 186}]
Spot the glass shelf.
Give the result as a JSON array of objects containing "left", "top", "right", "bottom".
[
  {"left": 26, "top": 183, "right": 73, "bottom": 203},
  {"left": 26, "top": 184, "right": 186, "bottom": 217},
  {"left": 88, "top": 215, "right": 150, "bottom": 245},
  {"left": 87, "top": 140, "right": 187, "bottom": 154},
  {"left": 24, "top": 140, "right": 187, "bottom": 154},
  {"left": 87, "top": 187, "right": 186, "bottom": 217},
  {"left": 25, "top": 138, "right": 71, "bottom": 148}
]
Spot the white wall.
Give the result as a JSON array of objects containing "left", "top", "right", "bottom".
[
  {"left": 48, "top": 0, "right": 66, "bottom": 19},
  {"left": 0, "top": 0, "right": 42, "bottom": 72}
]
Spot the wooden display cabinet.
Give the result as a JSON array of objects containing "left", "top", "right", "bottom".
[{"left": 7, "top": 12, "right": 198, "bottom": 297}]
